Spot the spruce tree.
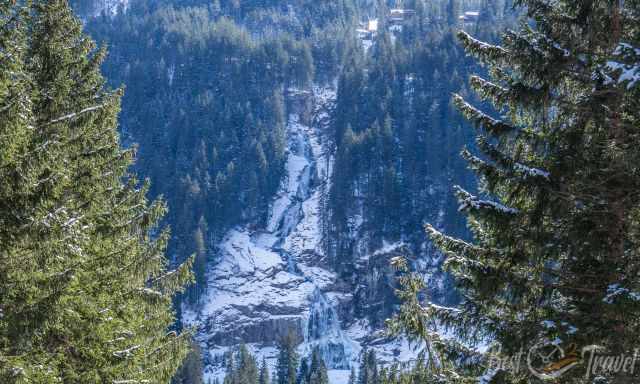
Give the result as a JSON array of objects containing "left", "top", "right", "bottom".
[
  {"left": 224, "top": 352, "right": 236, "bottom": 384},
  {"left": 0, "top": 1, "right": 193, "bottom": 382},
  {"left": 237, "top": 345, "right": 259, "bottom": 384},
  {"left": 259, "top": 357, "right": 270, "bottom": 384},
  {"left": 392, "top": 0, "right": 640, "bottom": 383},
  {"left": 297, "top": 358, "right": 309, "bottom": 384},
  {"left": 347, "top": 367, "right": 356, "bottom": 384},
  {"left": 276, "top": 332, "right": 299, "bottom": 384},
  {"left": 308, "top": 348, "right": 328, "bottom": 384},
  {"left": 357, "top": 349, "right": 378, "bottom": 384},
  {"left": 357, "top": 349, "right": 368, "bottom": 384},
  {"left": 0, "top": 2, "right": 41, "bottom": 380},
  {"left": 173, "top": 341, "right": 205, "bottom": 384},
  {"left": 446, "top": 0, "right": 460, "bottom": 26}
]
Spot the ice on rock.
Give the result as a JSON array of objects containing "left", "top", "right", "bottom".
[
  {"left": 186, "top": 87, "right": 360, "bottom": 380},
  {"left": 185, "top": 86, "right": 432, "bottom": 383},
  {"left": 216, "top": 230, "right": 285, "bottom": 275}
]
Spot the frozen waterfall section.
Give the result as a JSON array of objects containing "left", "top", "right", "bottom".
[{"left": 183, "top": 86, "right": 359, "bottom": 382}]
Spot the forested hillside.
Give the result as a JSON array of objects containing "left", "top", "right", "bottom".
[
  {"left": 80, "top": 0, "right": 358, "bottom": 305},
  {"left": 5, "top": 0, "right": 639, "bottom": 383},
  {"left": 69, "top": 1, "right": 520, "bottom": 383},
  {"left": 0, "top": 1, "right": 193, "bottom": 382}
]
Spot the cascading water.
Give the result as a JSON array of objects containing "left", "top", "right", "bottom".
[
  {"left": 184, "top": 86, "right": 357, "bottom": 382},
  {"left": 304, "top": 288, "right": 356, "bottom": 369},
  {"left": 279, "top": 107, "right": 355, "bottom": 369},
  {"left": 272, "top": 120, "right": 315, "bottom": 275}
]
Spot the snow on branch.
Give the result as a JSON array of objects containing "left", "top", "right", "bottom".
[
  {"left": 479, "top": 369, "right": 498, "bottom": 384},
  {"left": 474, "top": 137, "right": 551, "bottom": 183},
  {"left": 603, "top": 284, "right": 640, "bottom": 304},
  {"left": 597, "top": 43, "right": 640, "bottom": 89},
  {"left": 513, "top": 162, "right": 550, "bottom": 181},
  {"left": 457, "top": 30, "right": 508, "bottom": 61},
  {"left": 455, "top": 187, "right": 519, "bottom": 215},
  {"left": 469, "top": 76, "right": 508, "bottom": 104},
  {"left": 136, "top": 287, "right": 163, "bottom": 297},
  {"left": 424, "top": 302, "right": 462, "bottom": 315},
  {"left": 453, "top": 94, "right": 513, "bottom": 134},
  {"left": 112, "top": 344, "right": 141, "bottom": 359},
  {"left": 47, "top": 104, "right": 106, "bottom": 125},
  {"left": 425, "top": 224, "right": 489, "bottom": 269}
]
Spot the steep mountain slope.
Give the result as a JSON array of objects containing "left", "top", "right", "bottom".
[
  {"left": 183, "top": 86, "right": 340, "bottom": 378},
  {"left": 73, "top": 1, "right": 516, "bottom": 382},
  {"left": 183, "top": 85, "right": 422, "bottom": 383}
]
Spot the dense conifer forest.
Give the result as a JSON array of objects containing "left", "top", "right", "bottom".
[{"left": 1, "top": 0, "right": 639, "bottom": 383}]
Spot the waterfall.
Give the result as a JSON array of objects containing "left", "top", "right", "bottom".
[
  {"left": 186, "top": 86, "right": 356, "bottom": 383},
  {"left": 303, "top": 288, "right": 355, "bottom": 369},
  {"left": 277, "top": 94, "right": 354, "bottom": 369}
]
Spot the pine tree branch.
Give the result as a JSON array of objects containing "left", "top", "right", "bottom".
[
  {"left": 455, "top": 187, "right": 519, "bottom": 216},
  {"left": 46, "top": 104, "right": 106, "bottom": 126},
  {"left": 453, "top": 94, "right": 514, "bottom": 135},
  {"left": 457, "top": 30, "right": 509, "bottom": 64}
]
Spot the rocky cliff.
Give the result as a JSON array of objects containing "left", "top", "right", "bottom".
[{"left": 182, "top": 86, "right": 425, "bottom": 383}]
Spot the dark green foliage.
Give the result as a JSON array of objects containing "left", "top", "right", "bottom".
[
  {"left": 221, "top": 344, "right": 330, "bottom": 384},
  {"left": 392, "top": 0, "right": 640, "bottom": 383},
  {"left": 224, "top": 345, "right": 259, "bottom": 384},
  {"left": 297, "top": 358, "right": 309, "bottom": 384},
  {"left": 260, "top": 357, "right": 270, "bottom": 384},
  {"left": 308, "top": 348, "right": 329, "bottom": 384},
  {"left": 277, "top": 332, "right": 299, "bottom": 384},
  {"left": 357, "top": 349, "right": 379, "bottom": 384},
  {"left": 327, "top": 1, "right": 501, "bottom": 314},
  {"left": 78, "top": 0, "right": 356, "bottom": 306},
  {"left": 173, "top": 341, "right": 205, "bottom": 384},
  {"left": 378, "top": 355, "right": 438, "bottom": 384},
  {"left": 0, "top": 0, "right": 193, "bottom": 383},
  {"left": 291, "top": 349, "right": 328, "bottom": 384},
  {"left": 93, "top": 10, "right": 294, "bottom": 296}
]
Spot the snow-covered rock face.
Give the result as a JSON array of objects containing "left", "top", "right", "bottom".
[
  {"left": 184, "top": 86, "right": 355, "bottom": 381},
  {"left": 183, "top": 86, "right": 424, "bottom": 383},
  {"left": 85, "top": 0, "right": 129, "bottom": 18}
]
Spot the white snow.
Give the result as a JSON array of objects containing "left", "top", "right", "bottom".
[
  {"left": 372, "top": 241, "right": 407, "bottom": 257},
  {"left": 185, "top": 86, "right": 361, "bottom": 382},
  {"left": 328, "top": 370, "right": 352, "bottom": 384},
  {"left": 605, "top": 60, "right": 640, "bottom": 89},
  {"left": 184, "top": 84, "right": 438, "bottom": 383},
  {"left": 603, "top": 283, "right": 640, "bottom": 304},
  {"left": 514, "top": 162, "right": 550, "bottom": 180},
  {"left": 48, "top": 105, "right": 105, "bottom": 125},
  {"left": 457, "top": 188, "right": 519, "bottom": 215},
  {"left": 479, "top": 369, "right": 497, "bottom": 384},
  {"left": 457, "top": 31, "right": 507, "bottom": 55},
  {"left": 541, "top": 320, "right": 556, "bottom": 329},
  {"left": 599, "top": 42, "right": 640, "bottom": 89},
  {"left": 91, "top": 0, "right": 129, "bottom": 17},
  {"left": 217, "top": 230, "right": 285, "bottom": 274},
  {"left": 362, "top": 39, "right": 373, "bottom": 52}
]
